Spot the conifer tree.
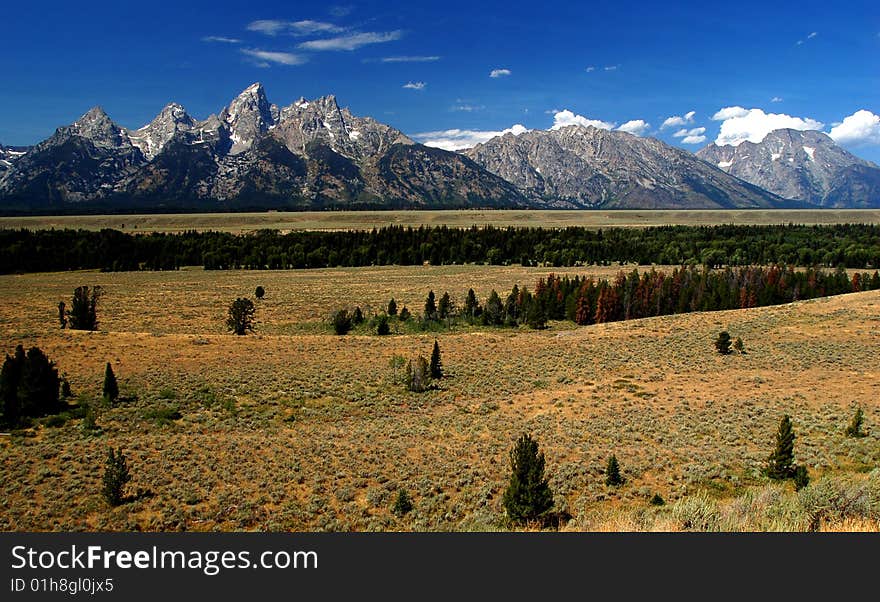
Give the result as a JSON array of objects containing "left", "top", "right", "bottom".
[
  {"left": 102, "top": 447, "right": 131, "bottom": 507},
  {"left": 715, "top": 331, "right": 732, "bottom": 355},
  {"left": 226, "top": 298, "right": 256, "bottom": 335},
  {"left": 504, "top": 285, "right": 520, "bottom": 326},
  {"left": 845, "top": 406, "right": 865, "bottom": 438},
  {"left": 398, "top": 306, "right": 411, "bottom": 321},
  {"left": 605, "top": 454, "right": 624, "bottom": 486},
  {"left": 0, "top": 346, "right": 24, "bottom": 427},
  {"left": 430, "top": 340, "right": 443, "bottom": 379},
  {"left": 67, "top": 286, "right": 102, "bottom": 331},
  {"left": 766, "top": 414, "right": 797, "bottom": 480},
  {"left": 482, "top": 290, "right": 504, "bottom": 326},
  {"left": 102, "top": 362, "right": 119, "bottom": 402},
  {"left": 352, "top": 306, "right": 364, "bottom": 325},
  {"left": 387, "top": 298, "right": 397, "bottom": 316},
  {"left": 376, "top": 315, "right": 391, "bottom": 336},
  {"left": 502, "top": 433, "right": 554, "bottom": 524},
  {"left": 332, "top": 309, "right": 352, "bottom": 335},
  {"left": 17, "top": 346, "right": 61, "bottom": 418},
  {"left": 424, "top": 291, "right": 437, "bottom": 321},
  {"left": 254, "top": 286, "right": 265, "bottom": 300},
  {"left": 392, "top": 489, "right": 413, "bottom": 517},
  {"left": 438, "top": 292, "right": 452, "bottom": 320},
  {"left": 464, "top": 289, "right": 481, "bottom": 322}
]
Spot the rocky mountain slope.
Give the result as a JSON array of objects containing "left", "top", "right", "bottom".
[
  {"left": 0, "top": 84, "right": 526, "bottom": 212},
  {"left": 696, "top": 129, "right": 880, "bottom": 208},
  {"left": 464, "top": 125, "right": 787, "bottom": 208}
]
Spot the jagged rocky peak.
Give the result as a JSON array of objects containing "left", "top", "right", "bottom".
[
  {"left": 220, "top": 82, "right": 276, "bottom": 154},
  {"left": 71, "top": 106, "right": 131, "bottom": 148},
  {"left": 128, "top": 102, "right": 197, "bottom": 160},
  {"left": 465, "top": 124, "right": 785, "bottom": 209},
  {"left": 274, "top": 93, "right": 412, "bottom": 159},
  {"left": 696, "top": 128, "right": 880, "bottom": 206}
]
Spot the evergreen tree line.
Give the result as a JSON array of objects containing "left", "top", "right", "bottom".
[
  {"left": 2, "top": 223, "right": 880, "bottom": 274},
  {"left": 344, "top": 266, "right": 878, "bottom": 333}
]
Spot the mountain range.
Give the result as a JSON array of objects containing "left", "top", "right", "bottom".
[{"left": 0, "top": 83, "right": 877, "bottom": 213}]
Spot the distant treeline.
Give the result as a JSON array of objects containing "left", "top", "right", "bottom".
[
  {"left": 1, "top": 224, "right": 879, "bottom": 274},
  {"left": 383, "top": 265, "right": 879, "bottom": 332}
]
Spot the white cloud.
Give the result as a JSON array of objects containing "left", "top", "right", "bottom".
[
  {"left": 807, "top": 31, "right": 818, "bottom": 39},
  {"left": 829, "top": 110, "right": 880, "bottom": 147},
  {"left": 381, "top": 56, "right": 440, "bottom": 63},
  {"left": 585, "top": 66, "right": 595, "bottom": 72},
  {"left": 550, "top": 109, "right": 614, "bottom": 131},
  {"left": 489, "top": 68, "right": 511, "bottom": 78},
  {"left": 672, "top": 127, "right": 707, "bottom": 145},
  {"left": 402, "top": 81, "right": 426, "bottom": 90},
  {"left": 660, "top": 110, "right": 696, "bottom": 130},
  {"left": 711, "top": 106, "right": 750, "bottom": 121},
  {"left": 712, "top": 107, "right": 823, "bottom": 146},
  {"left": 241, "top": 49, "right": 308, "bottom": 66},
  {"left": 202, "top": 36, "right": 241, "bottom": 44},
  {"left": 247, "top": 20, "right": 345, "bottom": 36},
  {"left": 329, "top": 5, "right": 353, "bottom": 17},
  {"left": 616, "top": 119, "right": 651, "bottom": 136},
  {"left": 771, "top": 96, "right": 783, "bottom": 103},
  {"left": 413, "top": 124, "right": 529, "bottom": 151},
  {"left": 604, "top": 65, "right": 619, "bottom": 71},
  {"left": 298, "top": 31, "right": 402, "bottom": 51}
]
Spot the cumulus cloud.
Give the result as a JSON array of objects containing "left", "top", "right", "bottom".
[
  {"left": 829, "top": 110, "right": 880, "bottom": 147},
  {"left": 402, "top": 81, "right": 426, "bottom": 90},
  {"left": 247, "top": 20, "right": 346, "bottom": 36},
  {"left": 550, "top": 109, "right": 614, "bottom": 131},
  {"left": 298, "top": 31, "right": 402, "bottom": 51},
  {"left": 672, "top": 127, "right": 707, "bottom": 145},
  {"left": 712, "top": 107, "right": 823, "bottom": 146},
  {"left": 381, "top": 56, "right": 440, "bottom": 63},
  {"left": 202, "top": 36, "right": 241, "bottom": 44},
  {"left": 489, "top": 68, "right": 511, "bottom": 78},
  {"left": 661, "top": 110, "right": 695, "bottom": 130},
  {"left": 616, "top": 119, "right": 651, "bottom": 136},
  {"left": 240, "top": 48, "right": 308, "bottom": 66},
  {"left": 413, "top": 124, "right": 529, "bottom": 151}
]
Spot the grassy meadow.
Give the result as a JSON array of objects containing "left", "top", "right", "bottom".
[
  {"left": 3, "top": 209, "right": 880, "bottom": 233},
  {"left": 0, "top": 264, "right": 878, "bottom": 531}
]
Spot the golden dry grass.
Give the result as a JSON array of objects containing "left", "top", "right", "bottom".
[
  {"left": 3, "top": 209, "right": 880, "bottom": 233},
  {"left": 0, "top": 265, "right": 878, "bottom": 532}
]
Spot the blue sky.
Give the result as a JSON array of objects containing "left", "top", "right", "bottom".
[{"left": 2, "top": 0, "right": 879, "bottom": 161}]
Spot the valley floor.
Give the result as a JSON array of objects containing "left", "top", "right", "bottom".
[{"left": 0, "top": 265, "right": 878, "bottom": 531}]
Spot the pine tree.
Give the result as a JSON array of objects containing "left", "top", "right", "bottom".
[
  {"left": 332, "top": 309, "right": 352, "bottom": 335},
  {"left": 430, "top": 340, "right": 443, "bottom": 379},
  {"left": 392, "top": 488, "right": 413, "bottom": 517},
  {"left": 424, "top": 291, "right": 437, "bottom": 321},
  {"left": 438, "top": 292, "right": 452, "bottom": 320},
  {"left": 0, "top": 346, "right": 24, "bottom": 427},
  {"left": 67, "top": 286, "right": 102, "bottom": 331},
  {"left": 398, "top": 306, "right": 411, "bottom": 322},
  {"left": 352, "top": 307, "right": 364, "bottom": 325},
  {"left": 715, "top": 331, "right": 732, "bottom": 355},
  {"left": 482, "top": 290, "right": 504, "bottom": 326},
  {"left": 102, "top": 447, "right": 131, "bottom": 507},
  {"left": 102, "top": 362, "right": 119, "bottom": 402},
  {"left": 255, "top": 286, "right": 265, "bottom": 300},
  {"left": 464, "top": 289, "right": 481, "bottom": 322},
  {"left": 845, "top": 406, "right": 865, "bottom": 438},
  {"left": 502, "top": 433, "right": 554, "bottom": 524},
  {"left": 376, "top": 315, "right": 391, "bottom": 335},
  {"left": 793, "top": 465, "right": 810, "bottom": 491},
  {"left": 387, "top": 298, "right": 397, "bottom": 316},
  {"left": 605, "top": 454, "right": 624, "bottom": 486},
  {"left": 17, "top": 347, "right": 61, "bottom": 418},
  {"left": 766, "top": 414, "right": 797, "bottom": 480},
  {"left": 226, "top": 298, "right": 256, "bottom": 335}
]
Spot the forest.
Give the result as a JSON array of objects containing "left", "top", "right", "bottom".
[{"left": 0, "top": 223, "right": 879, "bottom": 274}]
